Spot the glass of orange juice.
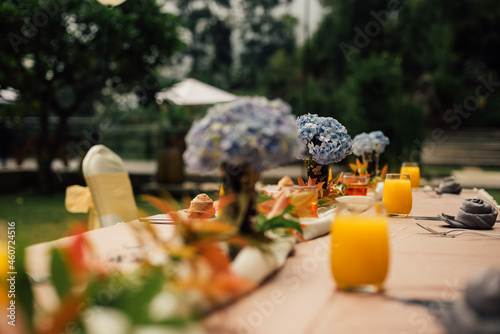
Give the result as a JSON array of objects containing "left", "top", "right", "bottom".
[
  {"left": 382, "top": 173, "right": 412, "bottom": 217},
  {"left": 400, "top": 162, "right": 420, "bottom": 188},
  {"left": 330, "top": 198, "right": 390, "bottom": 293}
]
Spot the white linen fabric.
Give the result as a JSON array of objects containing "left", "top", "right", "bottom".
[
  {"left": 299, "top": 207, "right": 336, "bottom": 241},
  {"left": 82, "top": 145, "right": 138, "bottom": 228},
  {"left": 231, "top": 207, "right": 335, "bottom": 284},
  {"left": 231, "top": 235, "right": 295, "bottom": 284}
]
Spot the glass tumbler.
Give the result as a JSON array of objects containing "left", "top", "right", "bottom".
[{"left": 330, "top": 198, "right": 390, "bottom": 293}]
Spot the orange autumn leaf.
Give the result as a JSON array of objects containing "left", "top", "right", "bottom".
[
  {"left": 163, "top": 243, "right": 198, "bottom": 259},
  {"left": 349, "top": 158, "right": 369, "bottom": 176},
  {"left": 265, "top": 193, "right": 291, "bottom": 219},
  {"left": 194, "top": 221, "right": 238, "bottom": 235},
  {"left": 297, "top": 175, "right": 319, "bottom": 187},
  {"left": 297, "top": 175, "right": 306, "bottom": 186},
  {"left": 291, "top": 205, "right": 317, "bottom": 218},
  {"left": 289, "top": 228, "right": 308, "bottom": 242},
  {"left": 349, "top": 163, "right": 358, "bottom": 173},
  {"left": 141, "top": 194, "right": 179, "bottom": 214},
  {"left": 257, "top": 200, "right": 274, "bottom": 216},
  {"left": 218, "top": 193, "right": 237, "bottom": 212},
  {"left": 175, "top": 260, "right": 256, "bottom": 303},
  {"left": 380, "top": 164, "right": 388, "bottom": 178},
  {"left": 289, "top": 191, "right": 318, "bottom": 218},
  {"left": 41, "top": 294, "right": 87, "bottom": 334},
  {"left": 195, "top": 241, "right": 231, "bottom": 273},
  {"left": 333, "top": 171, "right": 343, "bottom": 185},
  {"left": 226, "top": 234, "right": 250, "bottom": 248},
  {"left": 209, "top": 271, "right": 256, "bottom": 298},
  {"left": 62, "top": 223, "right": 98, "bottom": 281}
]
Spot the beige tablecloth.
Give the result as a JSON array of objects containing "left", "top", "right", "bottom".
[{"left": 25, "top": 188, "right": 500, "bottom": 334}]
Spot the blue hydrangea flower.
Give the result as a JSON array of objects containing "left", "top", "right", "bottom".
[
  {"left": 183, "top": 97, "right": 303, "bottom": 174},
  {"left": 369, "top": 130, "right": 390, "bottom": 153},
  {"left": 296, "top": 114, "right": 353, "bottom": 165},
  {"left": 352, "top": 131, "right": 390, "bottom": 156}
]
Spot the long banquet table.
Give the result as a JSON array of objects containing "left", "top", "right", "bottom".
[{"left": 26, "top": 188, "right": 500, "bottom": 334}]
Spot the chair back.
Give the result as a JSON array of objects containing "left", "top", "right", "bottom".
[{"left": 82, "top": 145, "right": 138, "bottom": 228}]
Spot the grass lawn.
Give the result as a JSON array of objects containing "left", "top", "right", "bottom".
[
  {"left": 0, "top": 190, "right": 163, "bottom": 246},
  {"left": 487, "top": 189, "right": 500, "bottom": 203}
]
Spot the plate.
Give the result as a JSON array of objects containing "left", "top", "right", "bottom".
[{"left": 336, "top": 196, "right": 375, "bottom": 213}]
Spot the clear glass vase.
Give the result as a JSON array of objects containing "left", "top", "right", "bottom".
[{"left": 219, "top": 163, "right": 259, "bottom": 235}]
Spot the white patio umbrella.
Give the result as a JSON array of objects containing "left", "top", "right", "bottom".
[{"left": 155, "top": 78, "right": 238, "bottom": 105}]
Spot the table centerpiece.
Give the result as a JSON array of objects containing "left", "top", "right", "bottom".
[
  {"left": 296, "top": 114, "right": 353, "bottom": 189},
  {"left": 183, "top": 96, "right": 302, "bottom": 236},
  {"left": 351, "top": 130, "right": 389, "bottom": 183}
]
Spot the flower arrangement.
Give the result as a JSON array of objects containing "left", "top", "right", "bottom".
[
  {"left": 17, "top": 193, "right": 306, "bottom": 334},
  {"left": 297, "top": 114, "right": 353, "bottom": 188},
  {"left": 183, "top": 96, "right": 303, "bottom": 239},
  {"left": 351, "top": 130, "right": 390, "bottom": 180},
  {"left": 183, "top": 97, "right": 302, "bottom": 174},
  {"left": 297, "top": 114, "right": 353, "bottom": 165},
  {"left": 352, "top": 131, "right": 390, "bottom": 157}
]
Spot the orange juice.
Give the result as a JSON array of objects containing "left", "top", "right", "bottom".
[
  {"left": 330, "top": 215, "right": 390, "bottom": 292},
  {"left": 383, "top": 177, "right": 412, "bottom": 216},
  {"left": 400, "top": 164, "right": 420, "bottom": 188}
]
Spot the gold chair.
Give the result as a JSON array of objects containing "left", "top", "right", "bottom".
[{"left": 65, "top": 145, "right": 138, "bottom": 229}]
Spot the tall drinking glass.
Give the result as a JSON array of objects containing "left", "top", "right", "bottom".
[
  {"left": 330, "top": 198, "right": 390, "bottom": 293},
  {"left": 383, "top": 173, "right": 412, "bottom": 217},
  {"left": 400, "top": 162, "right": 420, "bottom": 188}
]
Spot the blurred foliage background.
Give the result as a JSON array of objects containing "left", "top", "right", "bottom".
[{"left": 1, "top": 0, "right": 500, "bottom": 190}]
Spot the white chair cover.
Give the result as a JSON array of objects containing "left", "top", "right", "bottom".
[{"left": 82, "top": 145, "right": 138, "bottom": 228}]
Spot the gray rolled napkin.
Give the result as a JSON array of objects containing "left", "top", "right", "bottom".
[
  {"left": 439, "top": 198, "right": 498, "bottom": 230},
  {"left": 437, "top": 176, "right": 462, "bottom": 194},
  {"left": 434, "top": 268, "right": 500, "bottom": 334}
]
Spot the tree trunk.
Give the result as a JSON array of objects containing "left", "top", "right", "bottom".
[
  {"left": 36, "top": 104, "right": 52, "bottom": 193},
  {"left": 36, "top": 102, "right": 69, "bottom": 193}
]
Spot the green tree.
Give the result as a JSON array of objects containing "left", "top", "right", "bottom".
[
  {"left": 299, "top": 0, "right": 500, "bottom": 167},
  {"left": 176, "top": 0, "right": 233, "bottom": 89},
  {"left": 237, "top": 0, "right": 297, "bottom": 91},
  {"left": 175, "top": 0, "right": 298, "bottom": 95},
  {"left": 0, "top": 0, "right": 183, "bottom": 191}
]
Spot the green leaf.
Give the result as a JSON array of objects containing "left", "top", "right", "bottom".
[
  {"left": 257, "top": 192, "right": 273, "bottom": 203},
  {"left": 50, "top": 248, "right": 72, "bottom": 299},
  {"left": 318, "top": 199, "right": 329, "bottom": 206},
  {"left": 107, "top": 266, "right": 166, "bottom": 324},
  {"left": 283, "top": 205, "right": 294, "bottom": 215},
  {"left": 15, "top": 240, "right": 35, "bottom": 331},
  {"left": 257, "top": 214, "right": 303, "bottom": 234}
]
